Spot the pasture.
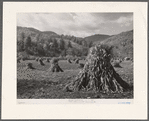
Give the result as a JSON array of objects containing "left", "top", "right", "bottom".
[{"left": 17, "top": 59, "right": 133, "bottom": 99}]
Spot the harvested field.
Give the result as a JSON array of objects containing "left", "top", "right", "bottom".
[{"left": 17, "top": 59, "right": 133, "bottom": 99}]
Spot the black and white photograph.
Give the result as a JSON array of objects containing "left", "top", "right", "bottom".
[
  {"left": 17, "top": 13, "right": 133, "bottom": 99},
  {"left": 2, "top": 2, "right": 147, "bottom": 120}
]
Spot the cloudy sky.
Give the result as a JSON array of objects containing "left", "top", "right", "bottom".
[{"left": 17, "top": 13, "right": 133, "bottom": 37}]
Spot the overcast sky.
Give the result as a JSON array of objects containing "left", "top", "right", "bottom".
[{"left": 17, "top": 13, "right": 133, "bottom": 37}]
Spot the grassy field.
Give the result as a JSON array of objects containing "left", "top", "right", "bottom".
[{"left": 17, "top": 59, "right": 133, "bottom": 99}]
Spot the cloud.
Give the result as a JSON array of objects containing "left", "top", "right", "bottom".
[
  {"left": 114, "top": 15, "right": 133, "bottom": 27},
  {"left": 17, "top": 13, "right": 133, "bottom": 37}
]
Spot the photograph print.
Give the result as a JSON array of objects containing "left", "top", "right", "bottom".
[{"left": 17, "top": 13, "right": 133, "bottom": 99}]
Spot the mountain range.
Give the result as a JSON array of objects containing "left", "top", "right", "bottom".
[{"left": 17, "top": 26, "right": 133, "bottom": 59}]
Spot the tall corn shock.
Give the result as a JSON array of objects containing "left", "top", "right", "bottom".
[{"left": 66, "top": 44, "right": 131, "bottom": 93}]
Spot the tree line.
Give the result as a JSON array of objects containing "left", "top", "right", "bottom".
[
  {"left": 17, "top": 32, "right": 89, "bottom": 57},
  {"left": 61, "top": 35, "right": 93, "bottom": 48}
]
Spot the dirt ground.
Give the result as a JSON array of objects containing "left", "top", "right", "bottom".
[{"left": 17, "top": 59, "right": 133, "bottom": 99}]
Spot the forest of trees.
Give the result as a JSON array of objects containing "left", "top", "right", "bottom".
[{"left": 17, "top": 32, "right": 90, "bottom": 57}]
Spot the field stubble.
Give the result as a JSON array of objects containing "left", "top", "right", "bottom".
[{"left": 17, "top": 59, "right": 133, "bottom": 99}]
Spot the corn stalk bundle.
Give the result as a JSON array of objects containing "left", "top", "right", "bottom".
[
  {"left": 67, "top": 58, "right": 72, "bottom": 63},
  {"left": 46, "top": 58, "right": 50, "bottom": 62},
  {"left": 26, "top": 63, "right": 34, "bottom": 69},
  {"left": 35, "top": 58, "right": 39, "bottom": 62},
  {"left": 75, "top": 59, "right": 79, "bottom": 64},
  {"left": 39, "top": 58, "right": 45, "bottom": 66},
  {"left": 49, "top": 58, "right": 63, "bottom": 72},
  {"left": 65, "top": 44, "right": 131, "bottom": 93},
  {"left": 78, "top": 63, "right": 84, "bottom": 68}
]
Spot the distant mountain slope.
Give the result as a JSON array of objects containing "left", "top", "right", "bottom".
[
  {"left": 41, "top": 31, "right": 60, "bottom": 37},
  {"left": 17, "top": 26, "right": 40, "bottom": 34},
  {"left": 17, "top": 26, "right": 86, "bottom": 49},
  {"left": 101, "top": 30, "right": 133, "bottom": 59},
  {"left": 84, "top": 34, "right": 111, "bottom": 45},
  {"left": 17, "top": 26, "right": 59, "bottom": 42},
  {"left": 17, "top": 26, "right": 88, "bottom": 57},
  {"left": 17, "top": 26, "right": 133, "bottom": 59}
]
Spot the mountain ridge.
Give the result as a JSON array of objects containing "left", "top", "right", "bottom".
[
  {"left": 101, "top": 30, "right": 133, "bottom": 59},
  {"left": 17, "top": 26, "right": 133, "bottom": 59}
]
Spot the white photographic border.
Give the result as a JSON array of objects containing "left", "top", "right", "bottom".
[{"left": 2, "top": 2, "right": 148, "bottom": 119}]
